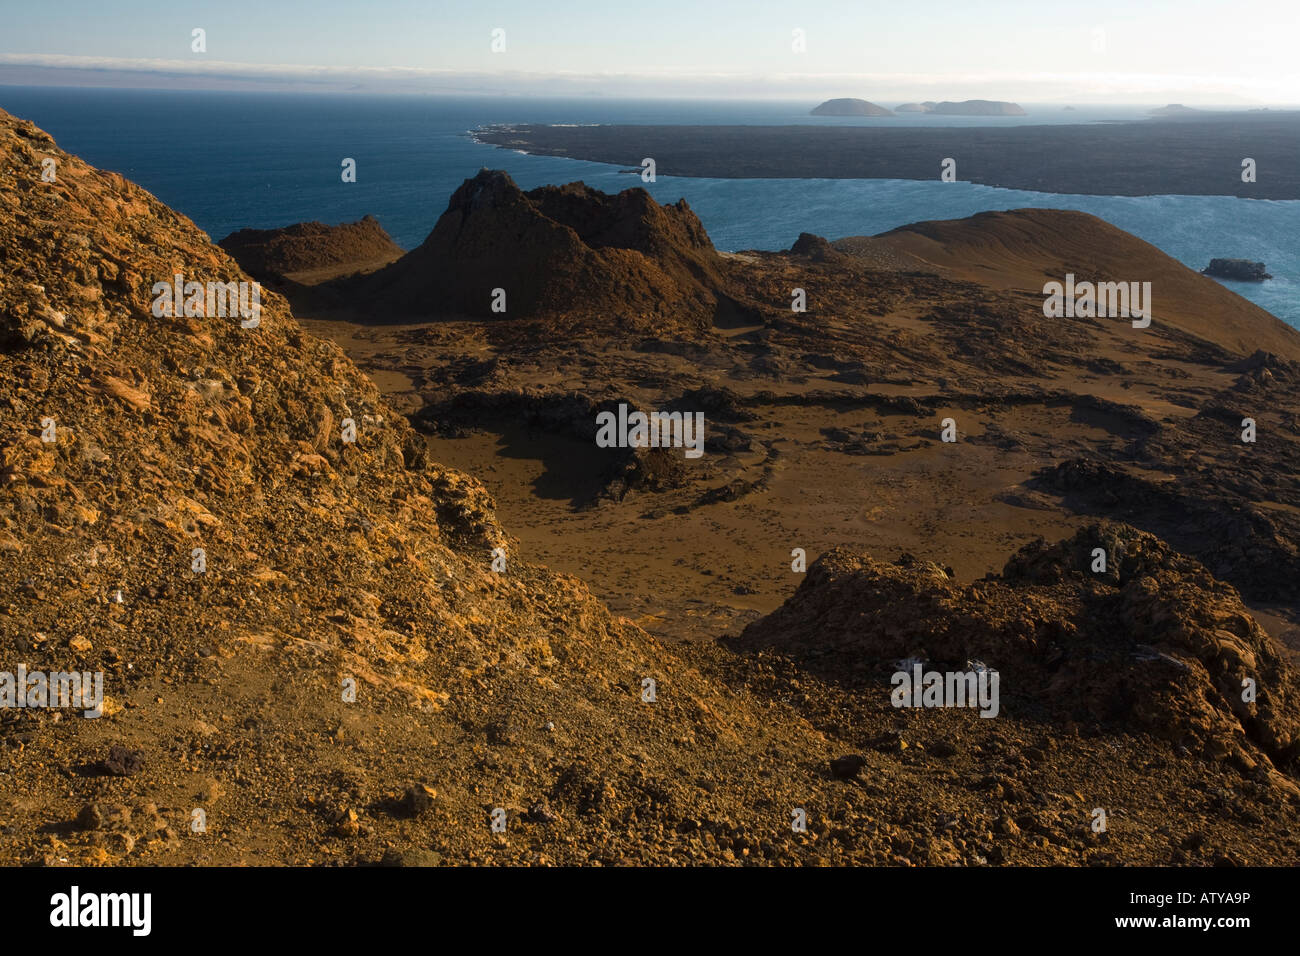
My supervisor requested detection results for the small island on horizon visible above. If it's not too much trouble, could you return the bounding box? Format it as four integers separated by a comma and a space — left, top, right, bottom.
810, 98, 1026, 117
810, 97, 893, 116
896, 99, 1027, 115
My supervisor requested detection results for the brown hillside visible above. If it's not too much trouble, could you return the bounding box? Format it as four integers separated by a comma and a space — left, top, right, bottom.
867, 208, 1300, 361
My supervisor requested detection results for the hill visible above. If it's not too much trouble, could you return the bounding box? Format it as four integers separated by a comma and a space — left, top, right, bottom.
811, 98, 893, 116
929, 100, 1026, 115
341, 169, 746, 336
218, 215, 403, 283
868, 208, 1300, 360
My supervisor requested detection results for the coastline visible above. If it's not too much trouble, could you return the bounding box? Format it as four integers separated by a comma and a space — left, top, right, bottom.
474, 114, 1300, 199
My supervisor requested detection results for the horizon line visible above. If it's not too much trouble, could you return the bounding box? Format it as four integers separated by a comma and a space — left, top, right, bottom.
1, 54, 1297, 106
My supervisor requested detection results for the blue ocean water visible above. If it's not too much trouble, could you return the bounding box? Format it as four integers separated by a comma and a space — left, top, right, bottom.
2, 86, 1296, 327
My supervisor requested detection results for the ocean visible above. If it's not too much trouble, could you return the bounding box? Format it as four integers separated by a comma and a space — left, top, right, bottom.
3, 86, 1296, 327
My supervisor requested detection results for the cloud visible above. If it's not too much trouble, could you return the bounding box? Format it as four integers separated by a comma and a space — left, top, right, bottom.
0, 54, 1295, 103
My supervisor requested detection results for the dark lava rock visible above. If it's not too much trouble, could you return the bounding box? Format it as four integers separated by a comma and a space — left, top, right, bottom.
790, 232, 847, 263
74, 803, 104, 831
485, 720, 516, 745
525, 801, 557, 824
99, 745, 145, 777
396, 784, 436, 818
830, 754, 868, 779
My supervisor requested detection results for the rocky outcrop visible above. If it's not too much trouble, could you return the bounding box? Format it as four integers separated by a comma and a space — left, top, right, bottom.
346, 169, 740, 335
788, 232, 848, 263
1203, 258, 1272, 281
218, 215, 403, 281
730, 524, 1300, 771
811, 98, 893, 116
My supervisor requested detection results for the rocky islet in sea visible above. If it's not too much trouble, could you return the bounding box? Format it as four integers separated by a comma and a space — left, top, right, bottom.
1203, 258, 1273, 281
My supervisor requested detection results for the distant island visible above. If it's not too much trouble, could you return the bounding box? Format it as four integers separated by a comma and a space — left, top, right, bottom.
474, 111, 1300, 199
896, 100, 1026, 115
810, 98, 893, 116
1150, 104, 1200, 115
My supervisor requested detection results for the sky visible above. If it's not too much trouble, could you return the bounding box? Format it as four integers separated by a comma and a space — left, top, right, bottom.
1, 0, 1297, 103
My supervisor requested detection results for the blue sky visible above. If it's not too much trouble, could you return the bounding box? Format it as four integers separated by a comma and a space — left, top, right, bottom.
1, 0, 1296, 102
